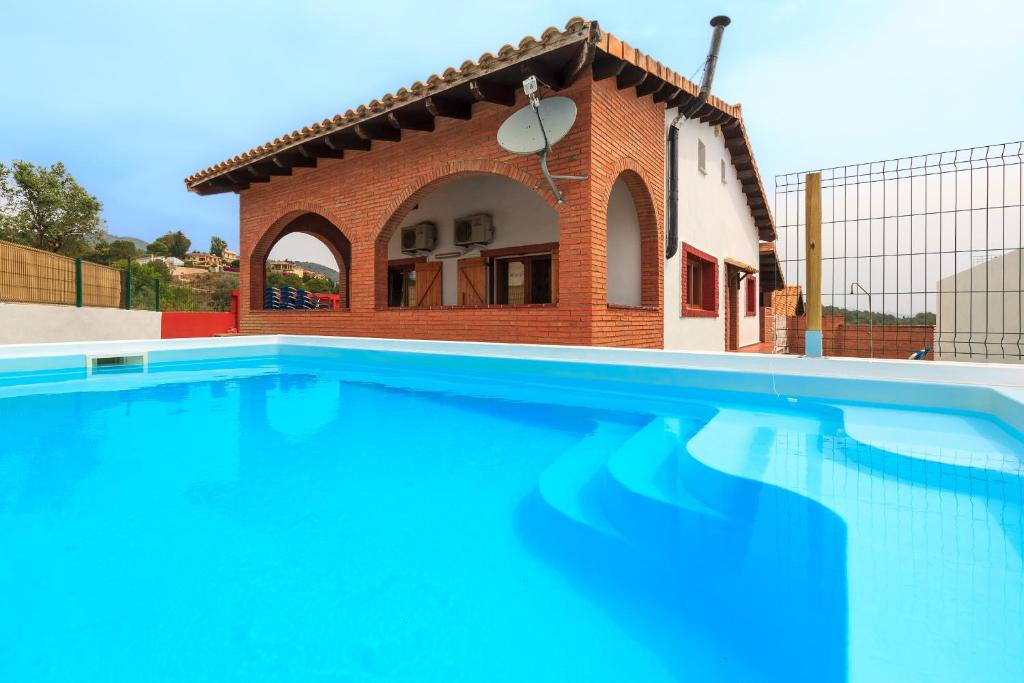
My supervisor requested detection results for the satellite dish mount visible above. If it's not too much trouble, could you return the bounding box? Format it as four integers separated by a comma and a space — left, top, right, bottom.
497, 76, 586, 203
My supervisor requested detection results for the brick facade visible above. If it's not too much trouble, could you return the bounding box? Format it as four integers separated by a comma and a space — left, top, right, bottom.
236, 73, 666, 347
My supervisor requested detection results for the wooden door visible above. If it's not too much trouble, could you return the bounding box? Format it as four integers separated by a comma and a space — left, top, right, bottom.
457, 257, 487, 306
726, 266, 739, 351
414, 261, 442, 307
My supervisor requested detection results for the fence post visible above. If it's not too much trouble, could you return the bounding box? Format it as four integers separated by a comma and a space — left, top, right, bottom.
154, 278, 161, 311
805, 171, 823, 357
124, 265, 132, 310
75, 257, 83, 307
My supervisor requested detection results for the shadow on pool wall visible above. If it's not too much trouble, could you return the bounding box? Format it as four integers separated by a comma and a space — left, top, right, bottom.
516, 422, 850, 683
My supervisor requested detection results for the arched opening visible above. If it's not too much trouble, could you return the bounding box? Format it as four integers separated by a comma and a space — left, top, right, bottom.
249, 212, 351, 311
376, 173, 559, 309
605, 169, 659, 308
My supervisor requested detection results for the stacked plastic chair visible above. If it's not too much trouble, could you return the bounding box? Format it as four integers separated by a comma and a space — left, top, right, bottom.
264, 287, 283, 309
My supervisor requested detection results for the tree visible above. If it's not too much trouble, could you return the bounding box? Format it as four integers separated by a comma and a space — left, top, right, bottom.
0, 160, 103, 254
146, 240, 170, 256
87, 239, 137, 265
210, 236, 227, 257
151, 230, 191, 259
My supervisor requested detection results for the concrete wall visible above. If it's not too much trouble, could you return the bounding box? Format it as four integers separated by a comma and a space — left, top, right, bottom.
387, 173, 559, 307
935, 249, 1022, 362
0, 303, 162, 344
606, 177, 642, 306
663, 114, 762, 351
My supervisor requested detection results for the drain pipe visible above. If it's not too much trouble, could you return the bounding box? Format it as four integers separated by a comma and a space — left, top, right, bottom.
665, 15, 730, 259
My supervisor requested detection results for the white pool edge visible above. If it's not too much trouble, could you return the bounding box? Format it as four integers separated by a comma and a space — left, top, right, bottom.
1, 335, 1022, 433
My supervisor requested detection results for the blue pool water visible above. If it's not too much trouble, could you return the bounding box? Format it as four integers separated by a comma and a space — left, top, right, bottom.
0, 352, 1022, 681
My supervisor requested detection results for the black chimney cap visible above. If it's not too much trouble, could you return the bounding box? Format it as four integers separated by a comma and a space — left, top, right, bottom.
710, 15, 731, 27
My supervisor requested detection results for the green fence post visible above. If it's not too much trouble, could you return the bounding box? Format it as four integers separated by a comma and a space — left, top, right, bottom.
154, 278, 161, 311
75, 257, 83, 307
124, 265, 132, 310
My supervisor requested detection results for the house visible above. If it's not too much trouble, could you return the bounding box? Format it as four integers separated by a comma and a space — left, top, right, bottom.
136, 255, 184, 271
185, 17, 775, 350
935, 249, 1022, 362
222, 248, 239, 263
185, 251, 223, 269
267, 260, 306, 278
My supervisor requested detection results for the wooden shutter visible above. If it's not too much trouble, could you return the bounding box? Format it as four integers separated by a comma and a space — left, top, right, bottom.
551, 249, 559, 304
457, 257, 487, 306
414, 261, 442, 307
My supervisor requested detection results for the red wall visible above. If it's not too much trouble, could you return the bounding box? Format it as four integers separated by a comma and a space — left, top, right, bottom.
161, 312, 237, 339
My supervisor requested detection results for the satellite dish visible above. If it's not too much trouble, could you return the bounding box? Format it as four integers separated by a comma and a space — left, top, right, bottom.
495, 79, 586, 204
497, 97, 577, 155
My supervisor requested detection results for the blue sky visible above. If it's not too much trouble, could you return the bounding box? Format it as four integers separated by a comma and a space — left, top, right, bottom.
1, 0, 1021, 260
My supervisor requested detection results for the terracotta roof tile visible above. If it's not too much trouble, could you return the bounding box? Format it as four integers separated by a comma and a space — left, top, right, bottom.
184, 16, 775, 242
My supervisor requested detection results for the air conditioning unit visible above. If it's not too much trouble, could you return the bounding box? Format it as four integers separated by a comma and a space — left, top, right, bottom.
453, 213, 495, 247
400, 222, 437, 254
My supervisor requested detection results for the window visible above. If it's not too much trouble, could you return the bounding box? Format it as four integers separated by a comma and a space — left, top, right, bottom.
721, 159, 727, 184
745, 276, 757, 316
387, 264, 417, 307
681, 243, 718, 317
697, 139, 707, 175
493, 253, 552, 305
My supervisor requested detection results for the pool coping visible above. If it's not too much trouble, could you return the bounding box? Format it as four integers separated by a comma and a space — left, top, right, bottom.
0, 335, 1022, 433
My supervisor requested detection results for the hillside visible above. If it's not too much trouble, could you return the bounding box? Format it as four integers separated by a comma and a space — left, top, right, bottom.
293, 260, 339, 282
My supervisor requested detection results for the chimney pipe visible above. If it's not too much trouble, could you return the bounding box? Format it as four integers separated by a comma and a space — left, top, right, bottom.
665, 15, 731, 260
685, 15, 731, 119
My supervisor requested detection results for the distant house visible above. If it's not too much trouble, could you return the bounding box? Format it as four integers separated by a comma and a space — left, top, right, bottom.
185, 251, 223, 269
267, 260, 306, 278
935, 249, 1022, 362
136, 255, 184, 271
222, 248, 239, 263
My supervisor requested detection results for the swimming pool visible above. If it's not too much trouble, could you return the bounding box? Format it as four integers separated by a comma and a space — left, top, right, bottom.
1, 337, 1022, 682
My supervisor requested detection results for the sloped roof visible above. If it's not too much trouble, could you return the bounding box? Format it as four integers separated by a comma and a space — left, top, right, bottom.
770, 285, 804, 316
185, 17, 774, 240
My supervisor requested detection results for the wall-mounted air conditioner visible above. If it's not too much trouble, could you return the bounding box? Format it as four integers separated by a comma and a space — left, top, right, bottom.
400, 222, 437, 254
453, 214, 495, 247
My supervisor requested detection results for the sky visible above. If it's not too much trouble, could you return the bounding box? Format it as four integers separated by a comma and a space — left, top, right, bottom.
1, 0, 1022, 267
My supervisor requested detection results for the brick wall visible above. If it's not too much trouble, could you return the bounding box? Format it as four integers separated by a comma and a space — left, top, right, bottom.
781, 315, 934, 359
236, 73, 666, 348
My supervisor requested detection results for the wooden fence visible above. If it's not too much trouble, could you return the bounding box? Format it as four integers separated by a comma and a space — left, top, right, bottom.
0, 240, 122, 307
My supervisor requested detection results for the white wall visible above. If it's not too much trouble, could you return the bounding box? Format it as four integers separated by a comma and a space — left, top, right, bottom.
606, 178, 642, 306
935, 249, 1022, 362
387, 175, 558, 306
663, 113, 762, 351
0, 303, 162, 344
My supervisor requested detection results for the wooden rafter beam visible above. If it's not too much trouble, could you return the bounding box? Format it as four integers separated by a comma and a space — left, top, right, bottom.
653, 86, 681, 104
425, 96, 472, 120
250, 160, 292, 177
591, 52, 625, 81
469, 79, 516, 106
354, 122, 401, 142
635, 78, 664, 98
616, 64, 647, 90
324, 132, 371, 152
297, 142, 344, 160
237, 168, 270, 184
561, 40, 596, 87
273, 152, 316, 169
520, 59, 563, 90
386, 109, 435, 132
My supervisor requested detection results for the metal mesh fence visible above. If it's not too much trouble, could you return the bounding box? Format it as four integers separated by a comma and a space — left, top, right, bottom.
772, 141, 1023, 362
0, 240, 236, 312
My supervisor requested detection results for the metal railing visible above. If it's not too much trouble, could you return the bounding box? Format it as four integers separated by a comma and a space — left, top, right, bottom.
771, 141, 1023, 362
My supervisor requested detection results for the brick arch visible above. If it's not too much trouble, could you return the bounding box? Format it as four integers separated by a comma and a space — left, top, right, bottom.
249, 205, 354, 310
600, 159, 661, 309
372, 159, 556, 308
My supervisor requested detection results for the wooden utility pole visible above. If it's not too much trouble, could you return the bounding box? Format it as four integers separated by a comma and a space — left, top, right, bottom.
805, 172, 823, 357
